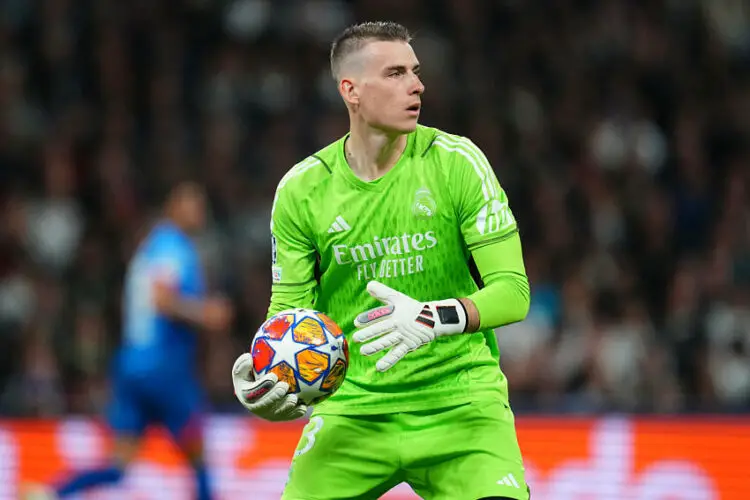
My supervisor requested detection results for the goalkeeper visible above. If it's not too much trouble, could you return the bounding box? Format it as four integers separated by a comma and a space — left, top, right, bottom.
233, 21, 531, 500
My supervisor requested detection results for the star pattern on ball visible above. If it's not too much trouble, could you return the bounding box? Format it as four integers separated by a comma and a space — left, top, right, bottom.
311, 326, 344, 359
297, 374, 326, 401
254, 309, 348, 405
266, 322, 313, 369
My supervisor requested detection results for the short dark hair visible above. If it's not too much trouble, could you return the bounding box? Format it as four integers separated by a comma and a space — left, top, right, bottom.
330, 21, 412, 79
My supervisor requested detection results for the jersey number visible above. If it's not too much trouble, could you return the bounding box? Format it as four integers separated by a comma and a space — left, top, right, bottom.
293, 416, 324, 458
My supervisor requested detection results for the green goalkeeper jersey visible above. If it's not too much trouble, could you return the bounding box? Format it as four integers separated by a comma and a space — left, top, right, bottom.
268, 125, 520, 415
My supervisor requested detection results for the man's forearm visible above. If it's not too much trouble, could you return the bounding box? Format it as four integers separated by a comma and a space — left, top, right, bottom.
463, 232, 531, 332
157, 295, 208, 327
464, 272, 530, 331
170, 298, 209, 326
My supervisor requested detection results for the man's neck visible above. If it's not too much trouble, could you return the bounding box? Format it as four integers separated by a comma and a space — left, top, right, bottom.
345, 123, 409, 182
164, 216, 189, 235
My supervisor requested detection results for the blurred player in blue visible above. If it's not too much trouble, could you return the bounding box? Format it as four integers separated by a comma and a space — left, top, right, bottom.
24, 181, 232, 500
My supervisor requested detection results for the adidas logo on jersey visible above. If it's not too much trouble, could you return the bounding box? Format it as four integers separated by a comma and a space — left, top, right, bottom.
497, 473, 520, 488
327, 216, 351, 234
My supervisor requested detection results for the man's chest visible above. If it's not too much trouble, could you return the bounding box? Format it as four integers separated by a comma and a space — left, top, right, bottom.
306, 174, 464, 283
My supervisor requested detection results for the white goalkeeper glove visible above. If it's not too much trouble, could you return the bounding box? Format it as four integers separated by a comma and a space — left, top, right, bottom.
231, 353, 308, 422
352, 281, 468, 372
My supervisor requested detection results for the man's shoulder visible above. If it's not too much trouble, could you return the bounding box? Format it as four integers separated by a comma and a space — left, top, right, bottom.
147, 222, 181, 247
413, 125, 490, 183
418, 125, 482, 160
144, 222, 194, 258
274, 138, 343, 195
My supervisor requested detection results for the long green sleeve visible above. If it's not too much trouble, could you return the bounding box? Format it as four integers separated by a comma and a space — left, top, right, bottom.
267, 282, 317, 318
466, 232, 530, 331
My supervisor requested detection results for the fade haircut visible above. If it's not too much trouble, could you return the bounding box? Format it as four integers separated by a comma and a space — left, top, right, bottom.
330, 21, 412, 80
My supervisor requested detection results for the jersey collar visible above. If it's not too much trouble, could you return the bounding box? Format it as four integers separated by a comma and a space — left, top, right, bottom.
336, 131, 415, 192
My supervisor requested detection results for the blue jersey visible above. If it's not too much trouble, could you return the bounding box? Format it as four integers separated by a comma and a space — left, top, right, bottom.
118, 221, 205, 380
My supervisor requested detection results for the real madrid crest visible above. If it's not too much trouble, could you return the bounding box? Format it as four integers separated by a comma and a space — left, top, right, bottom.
412, 187, 437, 220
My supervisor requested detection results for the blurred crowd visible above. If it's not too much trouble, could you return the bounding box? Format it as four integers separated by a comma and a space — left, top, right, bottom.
0, 0, 749, 416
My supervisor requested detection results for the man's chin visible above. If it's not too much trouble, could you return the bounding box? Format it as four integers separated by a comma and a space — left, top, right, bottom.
393, 119, 419, 134
371, 117, 419, 135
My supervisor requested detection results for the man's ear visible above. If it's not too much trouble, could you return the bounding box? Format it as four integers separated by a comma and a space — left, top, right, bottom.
339, 78, 359, 106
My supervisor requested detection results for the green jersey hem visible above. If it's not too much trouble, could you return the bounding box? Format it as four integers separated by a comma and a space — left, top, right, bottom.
311, 384, 506, 416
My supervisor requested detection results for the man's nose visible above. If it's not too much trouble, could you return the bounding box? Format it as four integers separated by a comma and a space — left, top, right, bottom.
411, 75, 424, 95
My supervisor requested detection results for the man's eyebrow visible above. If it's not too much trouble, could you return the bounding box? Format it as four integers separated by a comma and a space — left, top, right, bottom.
384, 64, 420, 73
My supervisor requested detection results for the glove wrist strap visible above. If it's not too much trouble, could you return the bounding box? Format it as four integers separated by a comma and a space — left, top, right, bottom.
432, 298, 468, 335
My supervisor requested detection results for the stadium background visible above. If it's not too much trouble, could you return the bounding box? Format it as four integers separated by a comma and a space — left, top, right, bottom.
0, 0, 748, 498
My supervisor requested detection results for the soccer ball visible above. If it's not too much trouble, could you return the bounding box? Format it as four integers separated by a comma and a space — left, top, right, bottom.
251, 308, 349, 406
